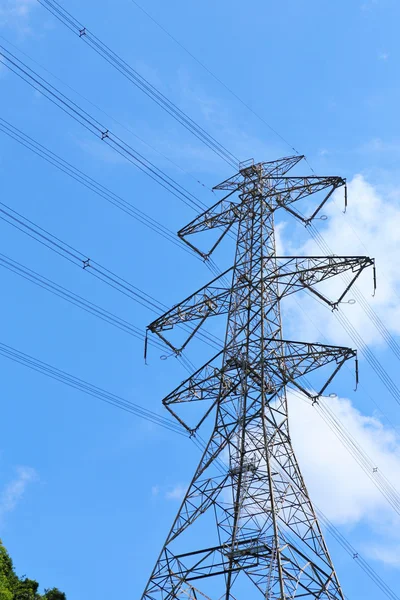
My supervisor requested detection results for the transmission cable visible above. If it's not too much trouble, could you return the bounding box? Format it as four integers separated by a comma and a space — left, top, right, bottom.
0, 33, 213, 196
316, 508, 400, 600
0, 247, 199, 374
0, 116, 232, 291
0, 200, 222, 351
0, 341, 186, 436
301, 284, 400, 409
0, 339, 396, 599
271, 457, 399, 600
309, 222, 400, 363
290, 387, 400, 519
35, 0, 239, 170
291, 292, 399, 432
0, 116, 198, 259
0, 43, 206, 212
129, 0, 301, 158
288, 205, 400, 411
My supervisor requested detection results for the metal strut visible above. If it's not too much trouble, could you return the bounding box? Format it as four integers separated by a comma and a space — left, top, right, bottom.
141, 155, 374, 599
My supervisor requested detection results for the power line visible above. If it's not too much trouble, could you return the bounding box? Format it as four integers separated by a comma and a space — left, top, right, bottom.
0, 251, 162, 348
304, 224, 400, 408
0, 337, 396, 600
36, 0, 239, 170
129, 0, 302, 158
0, 341, 186, 436
0, 200, 222, 351
0, 33, 213, 195
291, 387, 400, 520
291, 292, 400, 433
0, 116, 197, 259
0, 42, 206, 212
0, 115, 232, 318
0, 250, 199, 374
309, 223, 400, 363
271, 451, 399, 600
2, 9, 396, 595
316, 509, 400, 600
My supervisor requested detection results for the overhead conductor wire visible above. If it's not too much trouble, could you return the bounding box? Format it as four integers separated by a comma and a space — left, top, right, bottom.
0, 200, 222, 352
0, 117, 197, 259
36, 0, 240, 170
1, 12, 396, 596
0, 43, 206, 212
0, 338, 396, 600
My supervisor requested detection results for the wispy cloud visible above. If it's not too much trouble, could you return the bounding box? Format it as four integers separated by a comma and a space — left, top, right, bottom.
289, 392, 400, 567
283, 175, 400, 348
361, 0, 378, 12
165, 484, 186, 501
366, 544, 400, 567
359, 137, 400, 156
0, 0, 36, 34
0, 466, 38, 526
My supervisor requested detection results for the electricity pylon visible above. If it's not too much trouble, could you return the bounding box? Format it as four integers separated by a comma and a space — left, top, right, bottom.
141, 156, 374, 599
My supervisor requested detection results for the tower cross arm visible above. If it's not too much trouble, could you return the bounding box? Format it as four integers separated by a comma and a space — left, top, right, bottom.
269, 175, 346, 223
179, 171, 347, 258
146, 255, 374, 355
148, 266, 234, 337
213, 155, 305, 190
178, 192, 240, 258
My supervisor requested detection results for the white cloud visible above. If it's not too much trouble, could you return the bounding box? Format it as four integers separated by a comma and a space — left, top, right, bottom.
0, 466, 38, 526
361, 0, 378, 11
284, 175, 400, 347
0, 0, 36, 33
288, 391, 400, 566
165, 484, 186, 501
151, 485, 160, 497
289, 392, 400, 524
155, 390, 400, 566
359, 137, 400, 156
366, 544, 400, 567
151, 175, 400, 568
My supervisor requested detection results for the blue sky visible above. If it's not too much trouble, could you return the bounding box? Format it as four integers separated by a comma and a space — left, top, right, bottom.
1, 0, 400, 598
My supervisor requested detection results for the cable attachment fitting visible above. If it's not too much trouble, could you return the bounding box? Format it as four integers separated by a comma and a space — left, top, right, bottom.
144, 329, 149, 365
101, 129, 109, 140
79, 27, 87, 37
82, 258, 91, 269
311, 395, 319, 406
354, 356, 359, 392
372, 261, 377, 297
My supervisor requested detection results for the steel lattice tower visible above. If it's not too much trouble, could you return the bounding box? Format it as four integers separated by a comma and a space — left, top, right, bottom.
141, 156, 374, 599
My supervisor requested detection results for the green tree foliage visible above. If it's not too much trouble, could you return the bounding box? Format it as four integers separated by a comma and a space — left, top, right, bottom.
0, 542, 65, 600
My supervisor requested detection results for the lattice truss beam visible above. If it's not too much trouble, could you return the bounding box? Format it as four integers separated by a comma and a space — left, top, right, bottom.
141, 156, 374, 600
148, 256, 373, 354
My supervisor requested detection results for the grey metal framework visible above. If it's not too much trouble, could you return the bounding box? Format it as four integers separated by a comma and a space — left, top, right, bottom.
141, 156, 374, 599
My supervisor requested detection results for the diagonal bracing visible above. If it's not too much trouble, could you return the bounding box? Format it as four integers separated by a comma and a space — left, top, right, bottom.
141, 156, 374, 599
